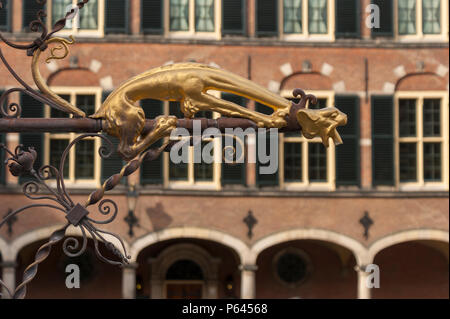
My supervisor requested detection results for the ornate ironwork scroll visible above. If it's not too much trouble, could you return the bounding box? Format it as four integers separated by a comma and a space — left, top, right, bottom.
0, 0, 90, 119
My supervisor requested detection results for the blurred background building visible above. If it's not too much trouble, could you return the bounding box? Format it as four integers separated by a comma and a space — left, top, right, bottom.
0, 0, 448, 299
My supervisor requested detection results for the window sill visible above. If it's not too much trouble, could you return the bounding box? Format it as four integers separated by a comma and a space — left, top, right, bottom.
4, 33, 448, 48
167, 183, 219, 191
282, 184, 333, 192
398, 184, 449, 192
0, 184, 448, 198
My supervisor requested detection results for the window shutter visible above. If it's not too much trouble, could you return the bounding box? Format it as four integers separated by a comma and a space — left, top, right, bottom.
101, 135, 126, 184
371, 95, 394, 186
101, 92, 125, 184
335, 95, 360, 186
371, 0, 394, 37
0, 0, 10, 32
23, 0, 44, 32
142, 0, 163, 34
222, 94, 246, 185
255, 103, 278, 186
105, 0, 129, 34
222, 0, 245, 35
335, 0, 360, 38
256, 0, 278, 36
140, 99, 163, 184
19, 93, 44, 183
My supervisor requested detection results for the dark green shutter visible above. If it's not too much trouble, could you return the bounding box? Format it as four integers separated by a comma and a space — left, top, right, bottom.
256, 0, 278, 36
255, 103, 278, 186
19, 93, 44, 183
371, 0, 394, 37
142, 0, 163, 34
140, 99, 163, 184
23, 0, 44, 32
101, 135, 126, 184
371, 95, 394, 186
101, 92, 125, 184
222, 0, 245, 35
105, 0, 129, 34
335, 95, 360, 186
222, 94, 246, 185
0, 0, 10, 32
335, 0, 360, 38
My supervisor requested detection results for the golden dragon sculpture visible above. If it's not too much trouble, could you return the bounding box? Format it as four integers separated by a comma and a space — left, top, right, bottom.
32, 37, 347, 161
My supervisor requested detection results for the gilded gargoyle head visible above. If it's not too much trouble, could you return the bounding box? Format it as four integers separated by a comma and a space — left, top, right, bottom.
297, 107, 348, 147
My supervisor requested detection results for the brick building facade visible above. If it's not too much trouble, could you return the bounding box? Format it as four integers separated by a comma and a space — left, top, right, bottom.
0, 0, 448, 299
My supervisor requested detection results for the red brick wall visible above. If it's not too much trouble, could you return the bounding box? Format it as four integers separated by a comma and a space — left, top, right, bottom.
16, 239, 122, 299
372, 241, 449, 299
255, 240, 357, 299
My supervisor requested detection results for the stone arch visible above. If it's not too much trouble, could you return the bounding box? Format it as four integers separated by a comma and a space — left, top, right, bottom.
395, 72, 447, 91
48, 68, 100, 87
249, 228, 368, 265
280, 72, 333, 92
149, 243, 220, 298
130, 227, 250, 264
10, 224, 131, 261
368, 229, 449, 262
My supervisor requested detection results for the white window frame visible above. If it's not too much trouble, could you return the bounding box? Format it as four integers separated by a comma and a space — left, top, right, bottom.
279, 90, 336, 191
163, 95, 222, 190
279, 0, 335, 42
395, 0, 448, 42
47, 0, 105, 38
44, 87, 103, 188
395, 91, 449, 191
164, 0, 222, 40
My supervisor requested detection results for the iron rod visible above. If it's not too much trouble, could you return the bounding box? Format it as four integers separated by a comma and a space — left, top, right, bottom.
0, 117, 302, 134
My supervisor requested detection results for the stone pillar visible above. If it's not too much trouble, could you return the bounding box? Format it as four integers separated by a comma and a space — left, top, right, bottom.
148, 258, 163, 299
355, 265, 372, 299
1, 261, 16, 299
240, 264, 257, 299
122, 263, 138, 299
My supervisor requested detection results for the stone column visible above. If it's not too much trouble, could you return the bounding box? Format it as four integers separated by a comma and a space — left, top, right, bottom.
148, 258, 163, 299
122, 262, 138, 299
355, 265, 372, 299
240, 264, 257, 299
1, 261, 16, 299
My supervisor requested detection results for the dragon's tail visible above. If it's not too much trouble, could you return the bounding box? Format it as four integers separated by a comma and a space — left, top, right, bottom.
32, 37, 86, 118
206, 67, 292, 111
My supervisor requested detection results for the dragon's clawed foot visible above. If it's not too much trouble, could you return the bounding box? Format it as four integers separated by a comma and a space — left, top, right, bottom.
256, 110, 288, 129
